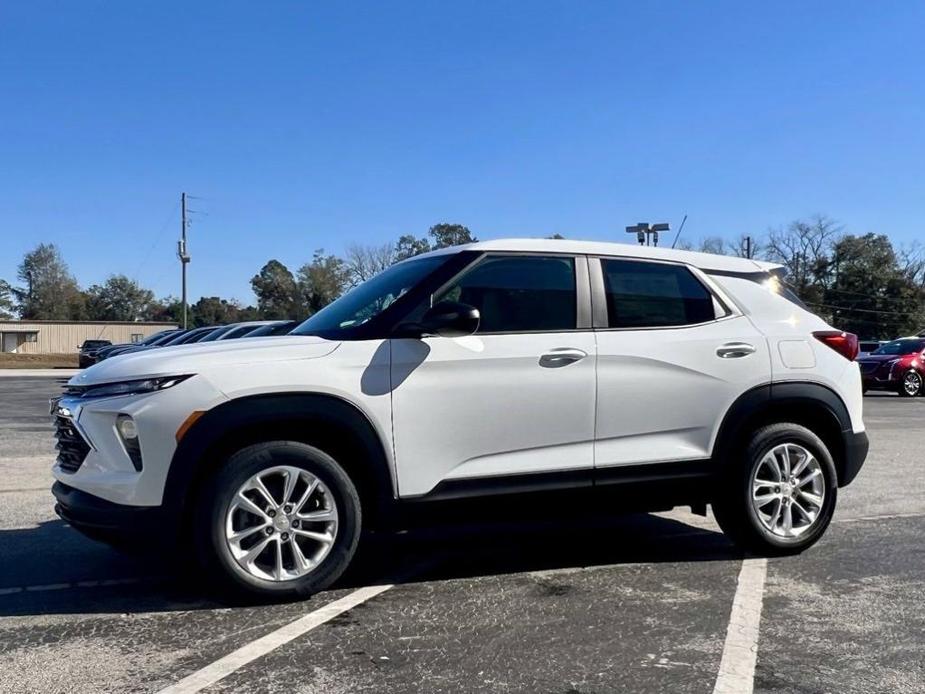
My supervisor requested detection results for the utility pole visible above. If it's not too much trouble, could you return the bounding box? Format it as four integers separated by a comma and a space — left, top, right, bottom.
177, 193, 191, 329
626, 222, 670, 247
744, 235, 753, 259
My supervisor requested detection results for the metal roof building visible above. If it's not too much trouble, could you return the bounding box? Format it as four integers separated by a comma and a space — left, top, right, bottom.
0, 320, 177, 354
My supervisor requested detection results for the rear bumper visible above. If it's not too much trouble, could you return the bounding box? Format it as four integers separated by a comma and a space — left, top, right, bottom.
52, 481, 164, 534
840, 430, 869, 487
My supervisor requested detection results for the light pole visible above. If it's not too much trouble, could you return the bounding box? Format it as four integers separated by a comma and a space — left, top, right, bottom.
626, 222, 670, 247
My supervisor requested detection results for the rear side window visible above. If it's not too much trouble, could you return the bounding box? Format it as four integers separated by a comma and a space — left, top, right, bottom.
601, 259, 717, 328
435, 255, 577, 333
707, 270, 810, 312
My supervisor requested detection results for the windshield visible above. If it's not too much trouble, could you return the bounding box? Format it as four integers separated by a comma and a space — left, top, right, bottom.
292, 256, 449, 335
872, 339, 925, 355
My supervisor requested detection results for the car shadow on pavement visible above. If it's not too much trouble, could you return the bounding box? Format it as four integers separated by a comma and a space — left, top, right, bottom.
344, 510, 740, 589
0, 510, 740, 618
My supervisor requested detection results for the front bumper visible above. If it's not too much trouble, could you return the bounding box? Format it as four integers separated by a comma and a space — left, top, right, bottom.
51, 375, 227, 508
53, 480, 164, 533
840, 430, 869, 487
861, 375, 899, 390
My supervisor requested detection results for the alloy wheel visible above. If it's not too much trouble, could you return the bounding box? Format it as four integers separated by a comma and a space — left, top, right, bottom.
751, 443, 826, 539
224, 465, 339, 582
903, 371, 922, 397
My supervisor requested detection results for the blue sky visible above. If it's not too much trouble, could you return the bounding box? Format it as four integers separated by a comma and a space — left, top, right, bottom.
2, 2, 923, 303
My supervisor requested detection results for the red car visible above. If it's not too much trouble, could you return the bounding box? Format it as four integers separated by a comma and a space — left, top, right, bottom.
856, 337, 925, 397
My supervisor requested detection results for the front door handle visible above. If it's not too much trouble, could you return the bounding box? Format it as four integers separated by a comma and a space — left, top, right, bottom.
716, 342, 756, 359
539, 348, 588, 368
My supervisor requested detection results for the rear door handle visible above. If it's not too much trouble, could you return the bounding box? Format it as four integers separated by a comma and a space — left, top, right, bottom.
716, 342, 756, 359
539, 348, 588, 368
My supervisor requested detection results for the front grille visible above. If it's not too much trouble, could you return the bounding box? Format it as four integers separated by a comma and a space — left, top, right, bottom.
54, 416, 91, 473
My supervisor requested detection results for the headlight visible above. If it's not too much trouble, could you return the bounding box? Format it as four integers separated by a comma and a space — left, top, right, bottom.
80, 375, 192, 399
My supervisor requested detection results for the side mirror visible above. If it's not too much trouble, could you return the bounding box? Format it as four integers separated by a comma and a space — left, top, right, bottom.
418, 301, 480, 337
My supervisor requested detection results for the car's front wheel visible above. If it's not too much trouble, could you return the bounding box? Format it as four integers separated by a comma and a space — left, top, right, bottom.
898, 369, 923, 397
196, 441, 361, 600
712, 423, 837, 554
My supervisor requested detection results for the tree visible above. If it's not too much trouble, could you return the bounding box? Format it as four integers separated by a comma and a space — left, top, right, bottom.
344, 244, 394, 285
85, 275, 156, 321
190, 296, 244, 326
15, 243, 86, 320
546, 233, 566, 240
146, 296, 183, 323
824, 234, 924, 338
394, 234, 432, 261
0, 280, 15, 319
429, 223, 477, 249
250, 260, 298, 319
297, 250, 350, 315
764, 215, 842, 306
698, 236, 728, 255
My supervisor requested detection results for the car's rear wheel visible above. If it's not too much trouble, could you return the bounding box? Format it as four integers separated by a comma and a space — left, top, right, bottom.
712, 423, 837, 554
196, 441, 361, 600
898, 369, 922, 397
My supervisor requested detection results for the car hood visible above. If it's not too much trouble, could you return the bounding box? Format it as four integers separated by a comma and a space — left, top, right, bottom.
69, 335, 340, 386
857, 354, 906, 363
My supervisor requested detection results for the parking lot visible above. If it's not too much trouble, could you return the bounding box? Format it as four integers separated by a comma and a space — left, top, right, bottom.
1, 375, 923, 694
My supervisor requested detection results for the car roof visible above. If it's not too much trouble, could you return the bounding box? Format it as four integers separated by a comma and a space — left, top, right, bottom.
412, 238, 782, 274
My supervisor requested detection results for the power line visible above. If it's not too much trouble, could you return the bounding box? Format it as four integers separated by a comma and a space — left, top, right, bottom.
824, 287, 921, 303
806, 301, 924, 318
132, 200, 180, 282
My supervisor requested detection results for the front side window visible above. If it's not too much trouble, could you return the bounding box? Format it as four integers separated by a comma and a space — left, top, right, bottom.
434, 255, 577, 333
601, 258, 717, 328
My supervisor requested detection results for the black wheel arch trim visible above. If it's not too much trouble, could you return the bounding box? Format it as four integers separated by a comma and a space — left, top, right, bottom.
712, 380, 865, 486
164, 392, 396, 528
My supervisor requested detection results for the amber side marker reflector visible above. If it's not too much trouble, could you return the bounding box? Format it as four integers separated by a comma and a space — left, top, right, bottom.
176, 410, 205, 443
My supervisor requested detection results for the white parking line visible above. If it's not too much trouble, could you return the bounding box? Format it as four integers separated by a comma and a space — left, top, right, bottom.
712, 558, 767, 694
156, 583, 394, 694
835, 511, 925, 524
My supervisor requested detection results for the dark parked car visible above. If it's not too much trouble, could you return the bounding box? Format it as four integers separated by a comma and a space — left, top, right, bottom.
112, 326, 220, 356
857, 337, 925, 397
858, 340, 884, 357
77, 339, 112, 368
209, 321, 283, 340
95, 329, 184, 362
243, 320, 300, 338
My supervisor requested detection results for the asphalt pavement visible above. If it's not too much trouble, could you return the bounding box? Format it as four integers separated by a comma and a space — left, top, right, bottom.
0, 376, 922, 693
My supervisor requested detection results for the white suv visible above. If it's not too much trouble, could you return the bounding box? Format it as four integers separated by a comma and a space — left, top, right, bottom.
52, 239, 868, 598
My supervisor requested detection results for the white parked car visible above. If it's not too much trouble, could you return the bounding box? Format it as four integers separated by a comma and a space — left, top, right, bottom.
52, 239, 868, 599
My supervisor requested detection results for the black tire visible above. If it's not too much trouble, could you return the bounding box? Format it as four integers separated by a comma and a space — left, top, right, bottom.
712, 423, 837, 555
898, 369, 923, 397
195, 441, 362, 600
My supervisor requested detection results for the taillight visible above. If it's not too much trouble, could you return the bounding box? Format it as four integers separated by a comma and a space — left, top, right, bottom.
813, 330, 859, 361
